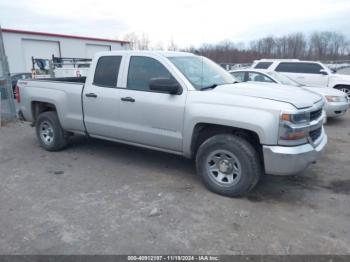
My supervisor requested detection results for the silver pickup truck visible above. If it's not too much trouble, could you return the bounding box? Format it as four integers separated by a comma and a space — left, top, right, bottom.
16, 51, 327, 197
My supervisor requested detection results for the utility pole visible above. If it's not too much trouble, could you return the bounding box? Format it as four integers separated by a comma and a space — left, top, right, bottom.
0, 25, 16, 122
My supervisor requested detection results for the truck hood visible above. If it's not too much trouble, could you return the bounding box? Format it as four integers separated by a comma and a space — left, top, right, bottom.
213, 82, 322, 109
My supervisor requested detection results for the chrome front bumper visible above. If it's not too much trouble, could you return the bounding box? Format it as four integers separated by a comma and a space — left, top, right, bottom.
262, 132, 327, 175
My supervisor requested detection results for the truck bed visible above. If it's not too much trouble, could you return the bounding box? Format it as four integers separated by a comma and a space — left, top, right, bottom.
17, 77, 86, 133
32, 76, 86, 83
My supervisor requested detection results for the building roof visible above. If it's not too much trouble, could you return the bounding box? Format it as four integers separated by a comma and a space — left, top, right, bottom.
2, 28, 129, 44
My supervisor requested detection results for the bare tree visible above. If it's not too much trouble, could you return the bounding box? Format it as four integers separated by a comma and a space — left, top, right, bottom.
123, 30, 349, 63
139, 33, 150, 50
122, 32, 150, 50
167, 38, 178, 51
190, 31, 349, 63
122, 32, 139, 50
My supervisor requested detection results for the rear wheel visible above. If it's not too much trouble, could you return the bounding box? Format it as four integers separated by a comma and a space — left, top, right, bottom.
196, 134, 262, 197
35, 111, 69, 151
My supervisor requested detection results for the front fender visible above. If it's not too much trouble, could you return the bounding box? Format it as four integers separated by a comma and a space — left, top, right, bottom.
182, 103, 279, 157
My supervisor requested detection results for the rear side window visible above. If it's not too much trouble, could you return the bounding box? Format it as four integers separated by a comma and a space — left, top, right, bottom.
276, 62, 323, 74
231, 72, 245, 82
247, 72, 274, 83
127, 56, 174, 92
93, 56, 122, 87
254, 62, 272, 69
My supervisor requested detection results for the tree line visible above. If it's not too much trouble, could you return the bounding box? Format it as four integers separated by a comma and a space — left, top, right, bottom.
123, 31, 350, 63
189, 31, 350, 63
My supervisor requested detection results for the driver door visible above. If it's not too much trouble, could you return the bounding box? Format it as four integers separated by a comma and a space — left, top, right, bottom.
117, 55, 187, 152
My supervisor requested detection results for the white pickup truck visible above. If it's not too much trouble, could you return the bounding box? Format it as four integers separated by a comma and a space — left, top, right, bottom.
16, 51, 327, 197
252, 59, 350, 100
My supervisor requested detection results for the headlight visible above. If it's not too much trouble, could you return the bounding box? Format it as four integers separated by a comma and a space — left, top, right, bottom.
279, 112, 310, 146
325, 95, 347, 103
281, 112, 309, 123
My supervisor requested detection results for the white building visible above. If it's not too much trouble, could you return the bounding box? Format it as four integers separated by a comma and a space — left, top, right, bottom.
2, 28, 130, 73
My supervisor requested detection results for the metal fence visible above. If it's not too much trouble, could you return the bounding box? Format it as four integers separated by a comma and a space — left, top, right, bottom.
0, 26, 16, 123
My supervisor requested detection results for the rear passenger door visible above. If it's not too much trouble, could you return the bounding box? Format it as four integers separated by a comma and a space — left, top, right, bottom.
117, 55, 187, 153
83, 55, 125, 139
275, 62, 328, 87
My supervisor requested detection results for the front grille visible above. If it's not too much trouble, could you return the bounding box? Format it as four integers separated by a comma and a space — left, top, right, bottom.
310, 108, 322, 122
310, 127, 322, 142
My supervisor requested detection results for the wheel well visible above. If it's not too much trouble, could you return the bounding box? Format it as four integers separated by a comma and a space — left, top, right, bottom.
333, 84, 350, 90
191, 123, 261, 158
31, 101, 57, 124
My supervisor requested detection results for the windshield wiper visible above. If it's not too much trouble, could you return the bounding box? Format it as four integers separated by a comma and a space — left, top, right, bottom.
200, 82, 238, 91
200, 84, 218, 91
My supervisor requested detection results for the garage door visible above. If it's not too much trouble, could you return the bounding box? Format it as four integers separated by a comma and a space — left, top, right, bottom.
85, 44, 111, 59
22, 39, 60, 72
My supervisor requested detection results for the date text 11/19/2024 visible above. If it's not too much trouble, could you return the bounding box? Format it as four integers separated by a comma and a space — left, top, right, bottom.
127, 255, 219, 261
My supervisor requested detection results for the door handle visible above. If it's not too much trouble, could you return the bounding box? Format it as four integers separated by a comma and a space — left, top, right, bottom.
85, 93, 98, 98
121, 97, 135, 102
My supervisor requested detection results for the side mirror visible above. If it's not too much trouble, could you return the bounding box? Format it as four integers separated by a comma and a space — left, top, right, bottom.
149, 77, 182, 95
319, 69, 328, 75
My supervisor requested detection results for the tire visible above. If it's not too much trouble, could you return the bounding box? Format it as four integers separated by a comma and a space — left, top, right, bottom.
196, 134, 262, 197
35, 111, 69, 151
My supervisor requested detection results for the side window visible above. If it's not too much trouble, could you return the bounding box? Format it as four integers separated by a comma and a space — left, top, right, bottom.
127, 56, 174, 92
275, 62, 323, 74
254, 62, 273, 69
93, 56, 122, 87
297, 63, 323, 74
275, 63, 299, 73
231, 72, 245, 82
248, 72, 274, 83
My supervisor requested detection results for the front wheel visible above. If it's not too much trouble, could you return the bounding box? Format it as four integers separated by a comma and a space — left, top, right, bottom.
196, 134, 262, 197
35, 111, 69, 151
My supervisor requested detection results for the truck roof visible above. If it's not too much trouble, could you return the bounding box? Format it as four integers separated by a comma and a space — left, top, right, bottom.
95, 50, 195, 58
254, 59, 300, 62
230, 68, 269, 73
254, 59, 322, 63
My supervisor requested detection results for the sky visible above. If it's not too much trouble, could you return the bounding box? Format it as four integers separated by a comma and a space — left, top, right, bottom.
1, 0, 350, 48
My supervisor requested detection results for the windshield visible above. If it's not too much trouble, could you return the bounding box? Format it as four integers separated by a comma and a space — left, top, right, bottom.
168, 56, 235, 90
267, 71, 303, 87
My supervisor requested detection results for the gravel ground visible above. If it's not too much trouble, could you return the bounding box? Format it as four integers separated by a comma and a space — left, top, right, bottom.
0, 112, 349, 255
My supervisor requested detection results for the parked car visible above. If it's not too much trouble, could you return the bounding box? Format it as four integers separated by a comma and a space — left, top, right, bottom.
11, 73, 32, 98
230, 69, 349, 118
252, 59, 350, 100
16, 51, 327, 197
